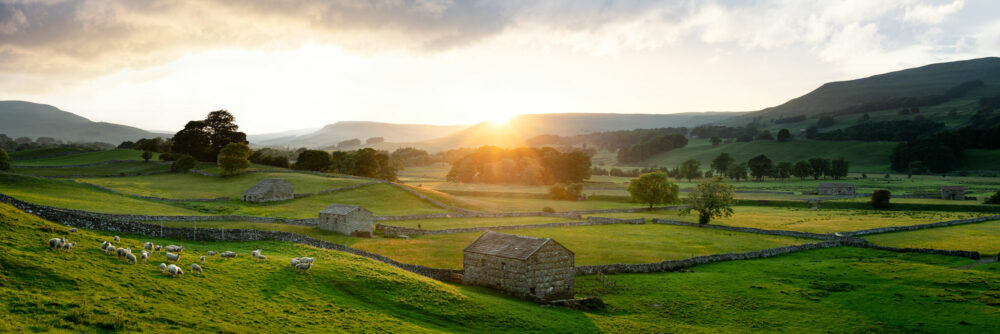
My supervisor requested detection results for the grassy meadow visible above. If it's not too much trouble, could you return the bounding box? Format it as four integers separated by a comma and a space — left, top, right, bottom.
10, 149, 154, 166
645, 138, 898, 172
0, 173, 203, 215
80, 172, 367, 199
864, 219, 1000, 255
14, 161, 171, 177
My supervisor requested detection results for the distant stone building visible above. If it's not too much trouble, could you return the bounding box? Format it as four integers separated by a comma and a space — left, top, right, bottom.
817, 183, 856, 196
463, 231, 575, 301
941, 186, 965, 200
318, 204, 374, 237
241, 178, 294, 203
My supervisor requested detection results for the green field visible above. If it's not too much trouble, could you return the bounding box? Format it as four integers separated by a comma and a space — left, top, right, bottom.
352, 224, 813, 269
0, 173, 202, 215
8, 147, 94, 160
81, 172, 367, 199
11, 149, 154, 166
864, 219, 1000, 255
384, 215, 577, 230
13, 161, 170, 177
585, 207, 990, 233
580, 247, 1000, 333
645, 139, 897, 172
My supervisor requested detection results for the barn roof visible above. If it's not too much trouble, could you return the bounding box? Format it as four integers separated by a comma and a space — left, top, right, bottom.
242, 178, 293, 196
320, 204, 366, 215
941, 186, 965, 191
464, 231, 567, 260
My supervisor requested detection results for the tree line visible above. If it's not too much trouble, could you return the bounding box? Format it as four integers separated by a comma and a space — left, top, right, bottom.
292, 148, 397, 181
446, 146, 591, 185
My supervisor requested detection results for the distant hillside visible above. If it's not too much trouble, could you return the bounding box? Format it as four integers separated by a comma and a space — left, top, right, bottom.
246, 127, 320, 144
0, 101, 157, 144
259, 121, 470, 148
729, 57, 1000, 122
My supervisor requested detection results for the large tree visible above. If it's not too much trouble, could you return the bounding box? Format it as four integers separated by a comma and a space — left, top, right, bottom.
830, 158, 849, 179
217, 142, 252, 176
205, 110, 248, 156
775, 161, 793, 181
777, 129, 791, 142
748, 154, 772, 181
679, 159, 701, 182
171, 121, 213, 161
680, 177, 735, 224
792, 160, 812, 180
627, 171, 679, 209
711, 153, 734, 176
808, 158, 830, 180
293, 150, 332, 172
726, 163, 748, 181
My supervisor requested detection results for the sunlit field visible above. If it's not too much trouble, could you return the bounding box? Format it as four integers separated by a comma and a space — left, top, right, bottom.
864, 219, 1000, 255
80, 172, 367, 199
10, 149, 154, 166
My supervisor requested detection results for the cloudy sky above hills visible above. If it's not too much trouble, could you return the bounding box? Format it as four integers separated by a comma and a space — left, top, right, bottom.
2, 0, 999, 133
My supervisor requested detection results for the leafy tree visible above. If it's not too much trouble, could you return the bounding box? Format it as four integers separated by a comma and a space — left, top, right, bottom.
170, 155, 196, 173
548, 183, 583, 200
680, 177, 734, 224
792, 160, 812, 180
777, 129, 791, 142
871, 190, 891, 209
0, 148, 9, 171
118, 141, 136, 149
710, 136, 722, 146
330, 151, 356, 174
775, 162, 793, 180
678, 159, 701, 182
141, 151, 153, 162
830, 158, 849, 179
172, 121, 213, 161
205, 110, 248, 157
747, 154, 772, 181
627, 171, 679, 209
805, 126, 818, 139
217, 142, 251, 176
353, 148, 381, 178
711, 153, 733, 176
294, 150, 332, 172
808, 158, 830, 180
984, 191, 1000, 205
726, 163, 748, 181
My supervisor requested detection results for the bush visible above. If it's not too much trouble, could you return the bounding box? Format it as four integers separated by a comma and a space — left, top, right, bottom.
548, 183, 583, 200
0, 148, 9, 171
141, 151, 153, 162
542, 206, 555, 213
158, 152, 176, 161
984, 191, 1000, 205
871, 190, 891, 209
170, 155, 196, 173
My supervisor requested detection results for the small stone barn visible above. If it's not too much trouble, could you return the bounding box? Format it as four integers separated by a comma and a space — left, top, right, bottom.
941, 186, 965, 200
818, 183, 856, 196
463, 231, 575, 301
318, 204, 374, 237
241, 178, 294, 203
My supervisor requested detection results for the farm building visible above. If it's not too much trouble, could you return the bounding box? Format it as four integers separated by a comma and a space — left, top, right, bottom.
241, 178, 294, 203
941, 186, 965, 200
463, 231, 575, 301
817, 183, 856, 196
318, 204, 374, 237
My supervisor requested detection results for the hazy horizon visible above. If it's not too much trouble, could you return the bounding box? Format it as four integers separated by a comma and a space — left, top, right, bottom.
3, 0, 999, 133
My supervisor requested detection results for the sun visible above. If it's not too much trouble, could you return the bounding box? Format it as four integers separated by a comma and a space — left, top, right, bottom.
483, 112, 515, 125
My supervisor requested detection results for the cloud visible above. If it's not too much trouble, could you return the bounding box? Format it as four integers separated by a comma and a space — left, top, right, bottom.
903, 0, 965, 24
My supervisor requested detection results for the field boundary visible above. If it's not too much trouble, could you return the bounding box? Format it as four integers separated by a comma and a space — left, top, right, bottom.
650, 218, 834, 240
377, 216, 644, 237
13, 160, 169, 168
838, 215, 1000, 237
71, 179, 383, 203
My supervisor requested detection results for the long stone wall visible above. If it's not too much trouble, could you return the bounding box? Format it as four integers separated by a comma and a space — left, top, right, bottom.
378, 216, 644, 237
838, 215, 1000, 237
0, 193, 459, 281
651, 218, 834, 240
14, 160, 170, 168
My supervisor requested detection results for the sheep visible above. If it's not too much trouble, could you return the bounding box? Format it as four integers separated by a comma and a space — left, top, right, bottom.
297, 257, 315, 264
190, 263, 203, 275
155, 245, 162, 254
220, 251, 236, 259
67, 228, 77, 233
199, 256, 205, 264
250, 249, 262, 258
165, 252, 180, 262
113, 236, 120, 242
125, 252, 137, 264
105, 245, 117, 255
294, 262, 312, 273
165, 245, 184, 253
290, 258, 301, 267
166, 264, 183, 278
101, 241, 111, 250
117, 247, 131, 259
143, 242, 153, 251
140, 251, 149, 263
255, 255, 268, 261
159, 263, 167, 273
48, 237, 66, 250
62, 242, 77, 252
206, 251, 218, 258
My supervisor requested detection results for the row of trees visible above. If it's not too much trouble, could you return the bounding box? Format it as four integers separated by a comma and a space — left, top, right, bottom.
708, 154, 849, 181
292, 148, 398, 181
446, 146, 591, 185
627, 172, 734, 224
616, 134, 688, 163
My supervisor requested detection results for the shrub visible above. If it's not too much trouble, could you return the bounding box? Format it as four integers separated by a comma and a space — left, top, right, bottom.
170, 155, 196, 173
984, 191, 1000, 205
548, 183, 583, 200
871, 190, 891, 209
0, 148, 9, 171
141, 151, 153, 162
627, 171, 679, 208
218, 142, 252, 176
158, 152, 176, 161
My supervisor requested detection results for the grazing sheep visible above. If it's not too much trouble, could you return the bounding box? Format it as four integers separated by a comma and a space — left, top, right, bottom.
290, 258, 301, 267
255, 255, 268, 261
199, 256, 205, 264
105, 245, 117, 255
165, 253, 180, 262
101, 241, 111, 250
295, 262, 312, 273
143, 242, 153, 251
220, 251, 236, 259
155, 245, 162, 253
125, 252, 137, 264
297, 257, 314, 264
166, 264, 183, 278
67, 228, 77, 233
251, 249, 262, 258
117, 247, 131, 259
159, 263, 167, 273
140, 251, 149, 263
190, 263, 203, 275
206, 251, 218, 258
165, 245, 185, 253
62, 242, 77, 252
48, 237, 66, 250
113, 236, 120, 242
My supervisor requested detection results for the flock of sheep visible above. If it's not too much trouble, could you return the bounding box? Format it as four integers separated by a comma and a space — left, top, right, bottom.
48, 230, 316, 279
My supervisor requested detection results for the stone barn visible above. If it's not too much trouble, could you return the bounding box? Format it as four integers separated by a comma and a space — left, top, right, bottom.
941, 186, 965, 200
318, 204, 374, 237
817, 183, 856, 196
241, 178, 294, 203
463, 231, 575, 301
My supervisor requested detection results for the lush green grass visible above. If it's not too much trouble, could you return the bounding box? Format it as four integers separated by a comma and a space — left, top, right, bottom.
80, 172, 367, 199
0, 203, 602, 333
645, 138, 897, 172
865, 219, 1000, 255
8, 147, 93, 160
384, 216, 577, 230
578, 246, 1000, 333
586, 206, 990, 233
0, 173, 202, 215
13, 161, 170, 177
352, 224, 813, 269
11, 149, 155, 166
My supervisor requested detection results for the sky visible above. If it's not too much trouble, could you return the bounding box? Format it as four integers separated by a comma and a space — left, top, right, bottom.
2, 0, 999, 134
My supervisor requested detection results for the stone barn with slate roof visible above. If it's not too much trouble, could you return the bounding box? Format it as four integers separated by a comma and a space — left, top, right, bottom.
941, 186, 965, 200
241, 178, 294, 203
817, 183, 856, 196
463, 231, 574, 301
318, 204, 374, 237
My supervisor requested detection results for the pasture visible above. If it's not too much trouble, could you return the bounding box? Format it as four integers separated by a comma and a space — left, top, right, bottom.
80, 172, 367, 199
11, 149, 154, 166
864, 219, 1000, 255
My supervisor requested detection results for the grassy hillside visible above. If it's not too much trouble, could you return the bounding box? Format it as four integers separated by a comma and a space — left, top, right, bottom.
0, 101, 156, 144
0, 173, 203, 215
80, 173, 367, 199
12, 149, 153, 166
644, 138, 897, 172
0, 203, 598, 332
865, 219, 1000, 254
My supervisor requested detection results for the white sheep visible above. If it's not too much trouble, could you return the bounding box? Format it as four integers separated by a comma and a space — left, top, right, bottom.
155, 245, 162, 253
255, 255, 268, 261
67, 228, 77, 233
101, 241, 111, 250
159, 263, 167, 273
105, 245, 117, 255
297, 257, 314, 264
199, 256, 205, 264
250, 249, 262, 258
166, 264, 183, 278
125, 252, 137, 264
62, 242, 77, 252
165, 245, 184, 253
48, 237, 66, 250
290, 258, 301, 267
140, 251, 149, 263
113, 236, 120, 242
190, 263, 203, 275
117, 247, 131, 259
220, 251, 236, 259
206, 251, 218, 258
165, 252, 180, 262
295, 262, 312, 273
143, 242, 153, 251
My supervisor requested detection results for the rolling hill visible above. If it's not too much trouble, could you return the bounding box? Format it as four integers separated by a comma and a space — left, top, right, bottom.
0, 101, 158, 144
258, 121, 471, 148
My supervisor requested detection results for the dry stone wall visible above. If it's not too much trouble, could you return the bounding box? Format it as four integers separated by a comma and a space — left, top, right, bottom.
838, 215, 1000, 237
651, 218, 834, 240
379, 216, 645, 237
